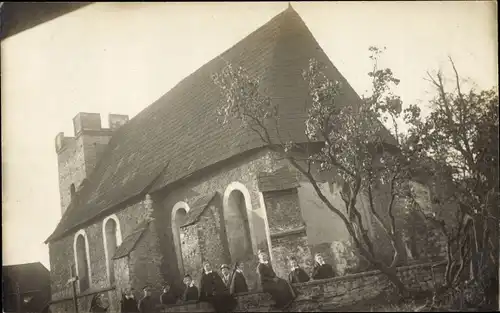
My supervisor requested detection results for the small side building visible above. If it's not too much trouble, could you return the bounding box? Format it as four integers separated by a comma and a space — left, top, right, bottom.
2, 262, 52, 313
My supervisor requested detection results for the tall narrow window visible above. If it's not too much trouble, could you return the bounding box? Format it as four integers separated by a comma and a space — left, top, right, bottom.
103, 215, 122, 285
75, 234, 90, 291
172, 202, 189, 274
225, 190, 253, 262
105, 220, 117, 283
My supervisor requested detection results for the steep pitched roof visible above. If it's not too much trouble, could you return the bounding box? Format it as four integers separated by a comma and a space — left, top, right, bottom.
46, 6, 384, 243
181, 192, 219, 228
2, 262, 50, 291
112, 221, 150, 260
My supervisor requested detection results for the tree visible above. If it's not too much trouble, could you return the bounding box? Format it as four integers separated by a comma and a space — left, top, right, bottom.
405, 58, 499, 309
212, 47, 432, 296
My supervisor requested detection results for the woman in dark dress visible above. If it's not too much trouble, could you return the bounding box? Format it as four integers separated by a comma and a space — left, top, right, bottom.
311, 253, 335, 280
288, 257, 310, 284
199, 262, 237, 312
121, 288, 139, 313
229, 261, 249, 294
256, 250, 297, 309
90, 293, 108, 313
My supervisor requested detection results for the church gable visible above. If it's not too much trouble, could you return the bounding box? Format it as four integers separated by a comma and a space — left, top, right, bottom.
46, 5, 369, 244
45, 5, 441, 313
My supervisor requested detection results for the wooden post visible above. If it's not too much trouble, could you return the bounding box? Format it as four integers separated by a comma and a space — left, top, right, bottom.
68, 264, 79, 313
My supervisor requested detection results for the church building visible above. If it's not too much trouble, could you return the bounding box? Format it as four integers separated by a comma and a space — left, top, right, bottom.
45, 6, 445, 312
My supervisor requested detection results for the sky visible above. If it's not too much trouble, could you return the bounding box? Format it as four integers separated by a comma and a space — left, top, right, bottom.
1, 2, 498, 269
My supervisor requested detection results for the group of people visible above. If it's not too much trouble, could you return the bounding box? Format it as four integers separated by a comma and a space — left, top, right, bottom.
256, 251, 336, 310
93, 251, 335, 313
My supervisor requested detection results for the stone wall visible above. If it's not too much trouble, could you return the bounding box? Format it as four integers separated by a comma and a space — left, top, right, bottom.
159, 261, 446, 312
48, 149, 284, 311
264, 189, 304, 232
128, 223, 165, 301
56, 131, 112, 215
159, 148, 289, 290
49, 144, 451, 313
181, 225, 202, 284
180, 198, 231, 285
197, 203, 231, 271
48, 196, 156, 306
48, 236, 74, 301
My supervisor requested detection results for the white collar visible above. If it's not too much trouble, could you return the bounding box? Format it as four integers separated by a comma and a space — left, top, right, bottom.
125, 295, 134, 299
205, 270, 212, 274
317, 261, 325, 266
291, 266, 300, 271
260, 261, 269, 265
236, 269, 243, 273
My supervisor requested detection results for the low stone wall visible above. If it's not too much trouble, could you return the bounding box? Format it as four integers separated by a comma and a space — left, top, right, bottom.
160, 261, 445, 312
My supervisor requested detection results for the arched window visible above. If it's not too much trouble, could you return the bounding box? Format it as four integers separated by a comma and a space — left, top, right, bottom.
102, 215, 122, 285
223, 182, 255, 262
172, 202, 190, 274
73, 230, 91, 292
70, 183, 76, 200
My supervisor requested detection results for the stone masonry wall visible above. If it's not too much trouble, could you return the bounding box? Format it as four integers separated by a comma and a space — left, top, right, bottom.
48, 237, 74, 301
57, 133, 112, 215
180, 199, 231, 285
159, 261, 446, 312
262, 189, 313, 280
49, 197, 155, 306
197, 203, 231, 273
49, 148, 289, 312
57, 138, 83, 215
113, 257, 130, 301
181, 225, 202, 285
128, 223, 165, 302
159, 148, 290, 290
263, 189, 304, 232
